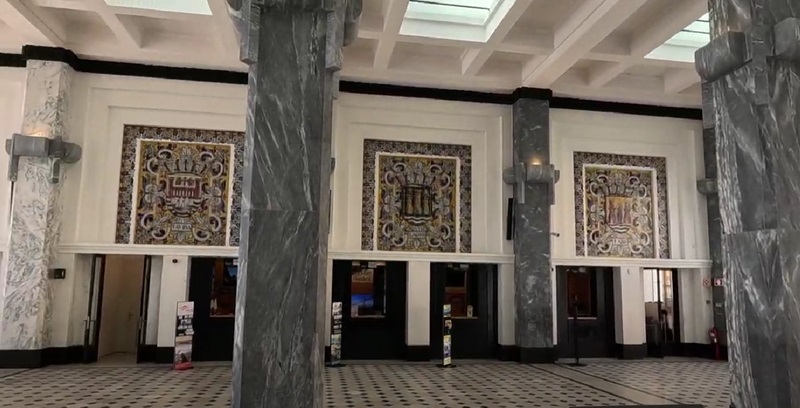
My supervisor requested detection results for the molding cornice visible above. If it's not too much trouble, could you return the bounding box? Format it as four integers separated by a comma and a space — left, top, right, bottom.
1, 45, 703, 120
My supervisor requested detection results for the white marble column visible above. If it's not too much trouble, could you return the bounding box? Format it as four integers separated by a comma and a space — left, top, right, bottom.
0, 61, 73, 362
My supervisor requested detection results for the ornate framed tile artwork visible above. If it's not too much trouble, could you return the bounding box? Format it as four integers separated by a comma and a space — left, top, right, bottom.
574, 152, 669, 258
115, 126, 244, 246
362, 139, 472, 253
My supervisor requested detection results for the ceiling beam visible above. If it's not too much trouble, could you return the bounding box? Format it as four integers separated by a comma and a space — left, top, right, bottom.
0, 0, 66, 46
586, 0, 707, 87
207, 0, 239, 58
663, 68, 700, 93
84, 0, 143, 48
373, 0, 409, 70
521, 0, 648, 87
460, 0, 532, 76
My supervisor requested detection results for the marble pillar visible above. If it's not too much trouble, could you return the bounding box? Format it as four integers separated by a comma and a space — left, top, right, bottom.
696, 2, 800, 406
699, 82, 727, 340
0, 60, 73, 362
512, 95, 554, 363
227, 1, 360, 407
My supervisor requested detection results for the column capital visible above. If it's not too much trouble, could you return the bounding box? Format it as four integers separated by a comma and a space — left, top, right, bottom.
227, 0, 361, 64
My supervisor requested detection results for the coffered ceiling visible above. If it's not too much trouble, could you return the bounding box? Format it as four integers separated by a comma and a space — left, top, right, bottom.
0, 0, 708, 107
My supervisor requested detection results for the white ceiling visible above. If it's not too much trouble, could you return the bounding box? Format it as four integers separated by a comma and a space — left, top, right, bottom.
0, 0, 707, 107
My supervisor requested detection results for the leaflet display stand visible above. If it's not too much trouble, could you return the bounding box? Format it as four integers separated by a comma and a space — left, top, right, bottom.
327, 301, 344, 368
439, 304, 455, 368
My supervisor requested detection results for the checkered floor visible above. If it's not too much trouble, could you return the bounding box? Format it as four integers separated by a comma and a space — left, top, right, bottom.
566, 359, 730, 408
0, 360, 729, 408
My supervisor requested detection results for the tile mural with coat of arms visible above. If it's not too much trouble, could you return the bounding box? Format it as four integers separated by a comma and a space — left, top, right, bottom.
133, 140, 233, 246
574, 152, 669, 259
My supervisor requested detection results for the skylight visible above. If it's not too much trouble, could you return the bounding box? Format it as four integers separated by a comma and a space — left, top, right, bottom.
646, 14, 709, 63
104, 0, 212, 15
406, 0, 499, 26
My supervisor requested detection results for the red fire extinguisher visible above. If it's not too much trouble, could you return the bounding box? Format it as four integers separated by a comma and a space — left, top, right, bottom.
708, 327, 720, 360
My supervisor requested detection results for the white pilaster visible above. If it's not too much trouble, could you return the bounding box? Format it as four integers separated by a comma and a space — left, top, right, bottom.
156, 256, 189, 348
406, 261, 430, 346
613, 266, 646, 346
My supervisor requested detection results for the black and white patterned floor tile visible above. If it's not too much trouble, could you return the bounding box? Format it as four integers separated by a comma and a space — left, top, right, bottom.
0, 361, 729, 408
565, 360, 730, 408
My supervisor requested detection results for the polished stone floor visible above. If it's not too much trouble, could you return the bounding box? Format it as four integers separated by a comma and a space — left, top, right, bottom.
0, 359, 729, 408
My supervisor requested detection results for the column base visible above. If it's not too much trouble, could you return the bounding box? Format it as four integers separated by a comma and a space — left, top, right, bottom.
496, 345, 519, 361
518, 346, 556, 363
616, 343, 647, 360
405, 345, 430, 361
0, 346, 84, 368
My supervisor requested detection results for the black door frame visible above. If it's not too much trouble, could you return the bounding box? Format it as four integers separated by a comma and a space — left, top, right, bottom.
429, 263, 498, 360
331, 260, 408, 360
136, 255, 153, 363
83, 254, 106, 363
555, 266, 616, 359
188, 257, 237, 362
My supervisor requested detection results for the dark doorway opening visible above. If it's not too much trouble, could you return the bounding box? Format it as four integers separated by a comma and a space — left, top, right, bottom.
644, 268, 681, 357
429, 263, 498, 360
331, 260, 407, 360
188, 257, 237, 362
556, 266, 616, 359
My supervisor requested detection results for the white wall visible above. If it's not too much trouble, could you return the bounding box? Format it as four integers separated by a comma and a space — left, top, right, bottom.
406, 261, 430, 346
549, 109, 708, 345
157, 255, 189, 347
679, 267, 714, 344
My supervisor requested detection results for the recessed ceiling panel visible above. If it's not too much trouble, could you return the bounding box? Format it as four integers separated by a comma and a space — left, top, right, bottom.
104, 0, 211, 15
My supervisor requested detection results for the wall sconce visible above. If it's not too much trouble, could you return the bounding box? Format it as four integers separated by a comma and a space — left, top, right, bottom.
696, 178, 717, 196
5, 133, 82, 183
503, 162, 560, 205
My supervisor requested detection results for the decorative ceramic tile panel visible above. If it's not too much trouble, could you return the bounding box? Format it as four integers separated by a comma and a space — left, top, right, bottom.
574, 152, 669, 258
115, 126, 244, 246
133, 140, 232, 246
362, 139, 471, 253
375, 154, 459, 252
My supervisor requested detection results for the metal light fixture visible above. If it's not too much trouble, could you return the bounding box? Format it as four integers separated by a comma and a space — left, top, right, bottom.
503, 162, 560, 205
5, 133, 82, 183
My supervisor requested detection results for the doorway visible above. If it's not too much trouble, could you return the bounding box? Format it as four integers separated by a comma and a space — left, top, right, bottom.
644, 268, 680, 357
331, 261, 407, 360
556, 266, 616, 359
188, 257, 237, 362
429, 263, 497, 360
83, 254, 153, 365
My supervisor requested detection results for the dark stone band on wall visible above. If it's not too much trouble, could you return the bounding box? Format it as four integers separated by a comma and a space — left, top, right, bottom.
518, 347, 556, 364
616, 344, 647, 360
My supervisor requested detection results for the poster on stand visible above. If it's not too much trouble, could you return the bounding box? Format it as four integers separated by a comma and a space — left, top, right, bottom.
442, 304, 452, 367
174, 301, 194, 370
329, 301, 343, 367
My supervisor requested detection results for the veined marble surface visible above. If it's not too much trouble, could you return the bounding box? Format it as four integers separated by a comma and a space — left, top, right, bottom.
697, 2, 800, 407
512, 98, 553, 354
229, 1, 360, 407
1, 61, 73, 350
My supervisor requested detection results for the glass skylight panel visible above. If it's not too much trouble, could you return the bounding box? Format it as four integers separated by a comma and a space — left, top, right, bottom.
104, 0, 212, 15
646, 13, 709, 62
406, 0, 500, 26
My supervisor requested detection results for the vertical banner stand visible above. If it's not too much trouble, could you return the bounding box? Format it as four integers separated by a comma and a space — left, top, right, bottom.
327, 301, 344, 368
439, 304, 455, 368
173, 301, 194, 371
567, 301, 586, 367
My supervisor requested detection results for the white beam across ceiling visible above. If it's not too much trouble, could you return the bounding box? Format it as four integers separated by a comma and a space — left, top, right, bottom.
0, 0, 66, 46
586, 0, 707, 87
85, 0, 143, 48
373, 0, 410, 70
207, 0, 239, 58
663, 68, 699, 94
460, 0, 532, 76
520, 0, 648, 87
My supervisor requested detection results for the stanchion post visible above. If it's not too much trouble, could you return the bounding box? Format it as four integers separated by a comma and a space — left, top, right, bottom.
567, 300, 586, 367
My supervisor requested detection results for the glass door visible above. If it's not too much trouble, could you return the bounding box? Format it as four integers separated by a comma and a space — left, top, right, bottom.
136, 255, 153, 363
83, 254, 106, 363
644, 269, 679, 357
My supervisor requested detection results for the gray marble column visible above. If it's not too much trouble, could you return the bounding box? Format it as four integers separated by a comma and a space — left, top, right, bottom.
699, 82, 727, 340
512, 95, 553, 363
0, 60, 73, 364
696, 2, 800, 406
227, 1, 360, 407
